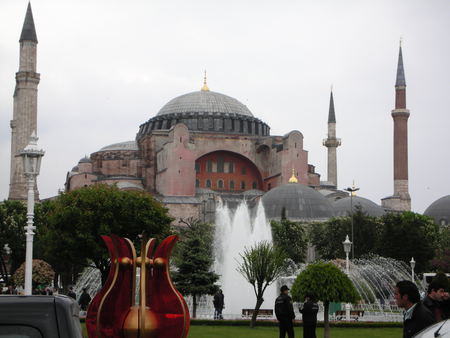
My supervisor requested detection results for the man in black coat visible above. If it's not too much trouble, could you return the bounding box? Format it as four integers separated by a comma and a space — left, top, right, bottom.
395, 280, 435, 338
299, 293, 319, 338
213, 289, 225, 320
78, 288, 91, 311
275, 285, 295, 338
422, 279, 449, 322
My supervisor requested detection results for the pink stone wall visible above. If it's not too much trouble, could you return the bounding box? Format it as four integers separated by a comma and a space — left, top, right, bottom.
156, 124, 196, 196
69, 173, 97, 190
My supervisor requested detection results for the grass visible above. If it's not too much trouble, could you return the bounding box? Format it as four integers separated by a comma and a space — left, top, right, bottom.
82, 322, 403, 337
187, 326, 402, 338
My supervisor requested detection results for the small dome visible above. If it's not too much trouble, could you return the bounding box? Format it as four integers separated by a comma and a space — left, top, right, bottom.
71, 166, 79, 172
157, 91, 253, 117
333, 196, 385, 217
424, 195, 450, 226
262, 183, 334, 220
99, 141, 138, 152
78, 156, 91, 163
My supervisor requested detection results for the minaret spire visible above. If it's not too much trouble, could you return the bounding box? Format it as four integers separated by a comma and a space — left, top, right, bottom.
382, 41, 411, 211
323, 88, 341, 188
9, 3, 41, 200
395, 40, 405, 87
328, 87, 336, 123
20, 3, 38, 43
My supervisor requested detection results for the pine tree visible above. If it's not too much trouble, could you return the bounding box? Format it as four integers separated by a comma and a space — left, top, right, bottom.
173, 220, 219, 318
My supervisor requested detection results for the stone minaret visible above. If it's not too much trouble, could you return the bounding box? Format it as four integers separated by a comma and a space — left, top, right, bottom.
9, 3, 40, 200
382, 43, 411, 211
323, 89, 341, 187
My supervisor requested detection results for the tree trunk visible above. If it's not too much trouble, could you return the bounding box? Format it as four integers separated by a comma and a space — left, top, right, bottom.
323, 301, 330, 338
250, 296, 264, 328
192, 294, 197, 319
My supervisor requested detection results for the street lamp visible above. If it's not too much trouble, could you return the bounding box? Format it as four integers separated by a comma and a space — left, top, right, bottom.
343, 235, 352, 320
19, 131, 44, 295
344, 184, 359, 259
410, 257, 416, 282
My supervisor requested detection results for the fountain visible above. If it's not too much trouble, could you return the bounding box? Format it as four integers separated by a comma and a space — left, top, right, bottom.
73, 201, 420, 322
280, 256, 424, 321
213, 199, 277, 317
73, 266, 101, 299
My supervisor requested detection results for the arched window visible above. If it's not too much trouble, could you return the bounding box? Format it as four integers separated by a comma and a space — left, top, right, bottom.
206, 179, 212, 188
230, 180, 235, 190
217, 157, 224, 173
218, 180, 224, 189
207, 160, 213, 173
196, 179, 200, 188
252, 181, 257, 189
241, 181, 246, 190
228, 162, 234, 173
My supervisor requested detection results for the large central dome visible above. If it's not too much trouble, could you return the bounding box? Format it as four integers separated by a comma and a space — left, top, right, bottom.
137, 87, 269, 139
157, 91, 253, 117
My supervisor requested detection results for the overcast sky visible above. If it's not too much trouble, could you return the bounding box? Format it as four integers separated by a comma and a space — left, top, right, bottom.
1, 0, 449, 213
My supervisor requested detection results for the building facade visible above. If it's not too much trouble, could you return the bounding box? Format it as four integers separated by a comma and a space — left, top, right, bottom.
65, 84, 322, 224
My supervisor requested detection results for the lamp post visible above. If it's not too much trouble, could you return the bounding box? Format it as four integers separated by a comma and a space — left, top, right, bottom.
343, 235, 352, 320
344, 184, 359, 259
410, 257, 416, 282
19, 132, 44, 295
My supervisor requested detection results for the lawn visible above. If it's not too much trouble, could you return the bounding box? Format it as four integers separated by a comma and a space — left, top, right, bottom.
187, 326, 402, 338
82, 322, 403, 337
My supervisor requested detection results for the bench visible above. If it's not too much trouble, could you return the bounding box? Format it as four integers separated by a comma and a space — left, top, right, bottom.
334, 310, 364, 321
242, 308, 274, 318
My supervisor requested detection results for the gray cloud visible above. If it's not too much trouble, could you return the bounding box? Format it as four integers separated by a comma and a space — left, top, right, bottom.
1, 0, 449, 212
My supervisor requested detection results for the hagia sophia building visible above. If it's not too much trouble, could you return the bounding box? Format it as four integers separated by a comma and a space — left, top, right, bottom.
8, 4, 450, 227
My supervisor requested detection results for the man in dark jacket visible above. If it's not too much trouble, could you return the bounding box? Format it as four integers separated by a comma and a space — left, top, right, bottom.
395, 280, 435, 338
275, 285, 295, 338
78, 288, 91, 311
67, 286, 76, 300
213, 289, 225, 319
299, 293, 319, 338
422, 279, 448, 322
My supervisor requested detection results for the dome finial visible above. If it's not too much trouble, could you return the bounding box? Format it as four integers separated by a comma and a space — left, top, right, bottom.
201, 70, 209, 91
288, 168, 298, 183
351, 180, 357, 196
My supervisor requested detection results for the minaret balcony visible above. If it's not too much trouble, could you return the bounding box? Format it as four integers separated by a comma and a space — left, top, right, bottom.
323, 138, 341, 147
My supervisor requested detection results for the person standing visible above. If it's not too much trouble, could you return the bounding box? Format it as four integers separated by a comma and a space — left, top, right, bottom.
67, 286, 76, 300
299, 293, 319, 338
275, 285, 295, 338
213, 289, 225, 319
422, 279, 449, 322
78, 288, 92, 311
394, 280, 435, 338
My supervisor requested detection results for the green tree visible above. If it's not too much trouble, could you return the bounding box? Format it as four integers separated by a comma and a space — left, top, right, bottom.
310, 207, 381, 259
378, 212, 439, 272
291, 262, 359, 338
0, 200, 27, 284
430, 227, 450, 272
37, 184, 172, 287
237, 241, 287, 328
172, 219, 219, 318
431, 272, 450, 291
271, 219, 307, 263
